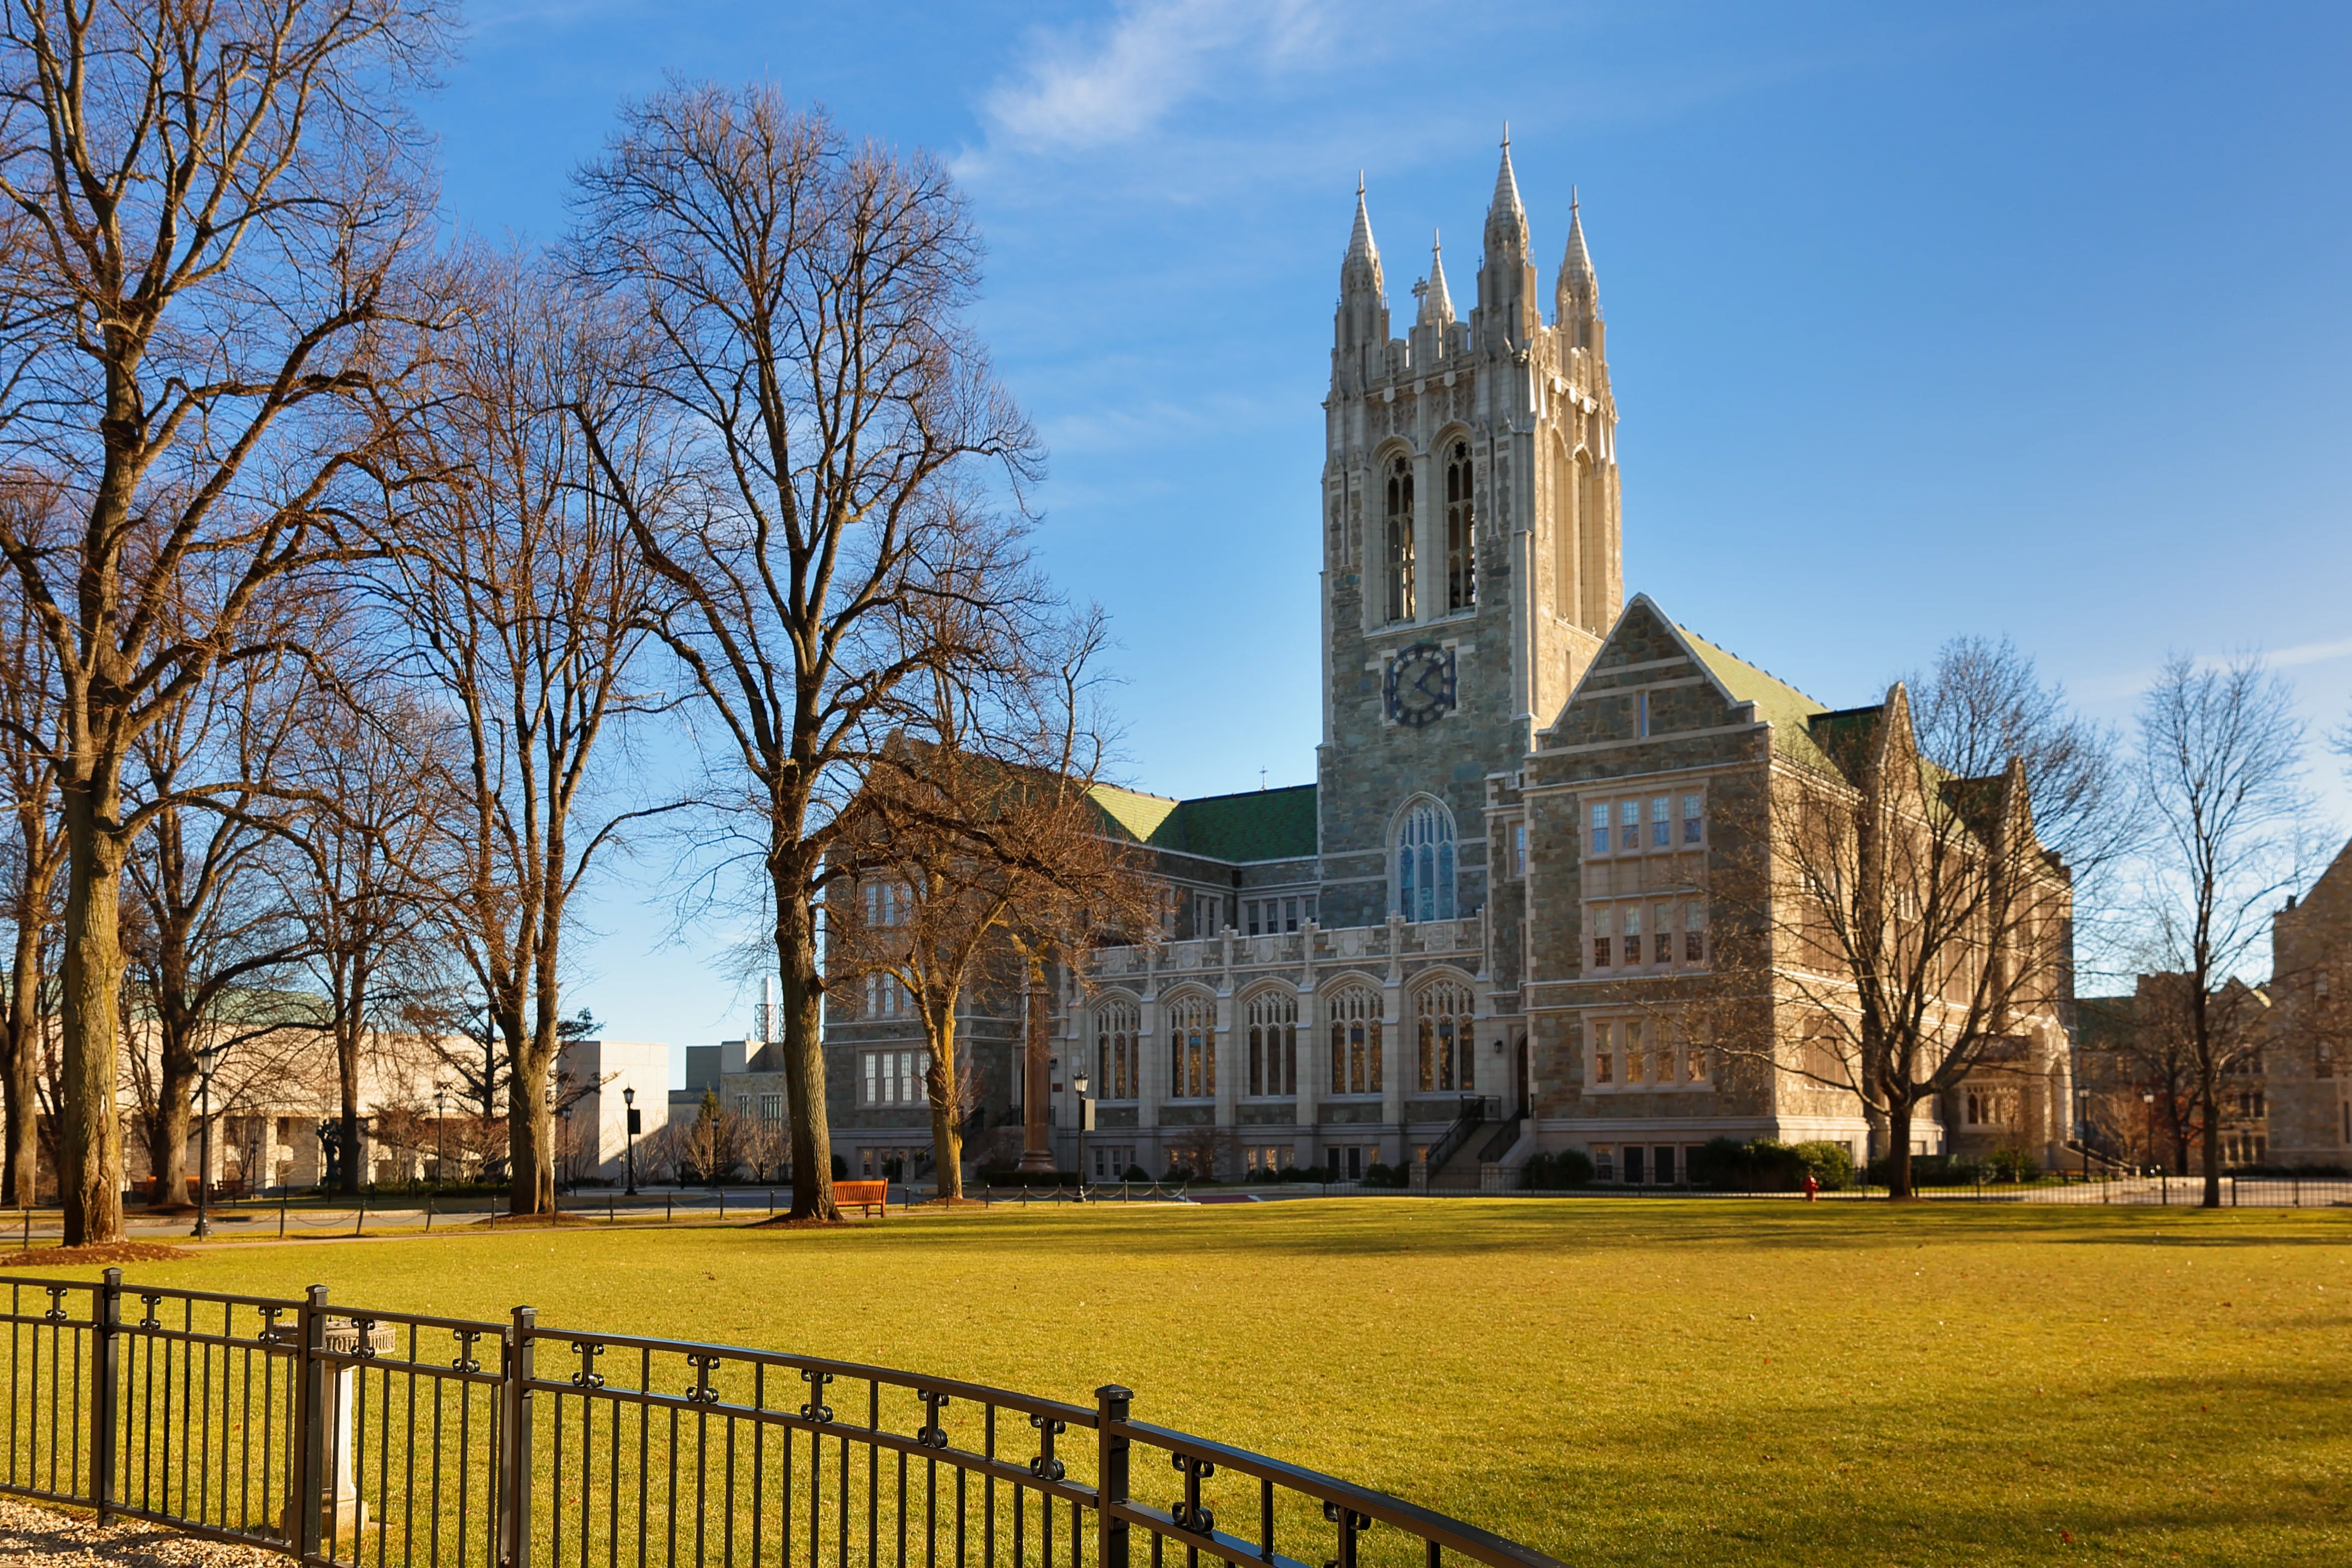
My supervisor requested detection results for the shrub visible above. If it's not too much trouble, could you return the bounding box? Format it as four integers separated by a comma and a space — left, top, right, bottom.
1523, 1149, 1593, 1189
1121, 1164, 1152, 1183
1872, 1154, 1983, 1187
1791, 1141, 1856, 1191
1984, 1148, 2041, 1184
1691, 1136, 1809, 1192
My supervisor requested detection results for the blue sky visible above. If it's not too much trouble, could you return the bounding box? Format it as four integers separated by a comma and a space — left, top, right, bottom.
423, 1, 2352, 1057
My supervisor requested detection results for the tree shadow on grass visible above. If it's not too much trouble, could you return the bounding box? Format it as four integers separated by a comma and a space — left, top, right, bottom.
820, 1199, 2348, 1264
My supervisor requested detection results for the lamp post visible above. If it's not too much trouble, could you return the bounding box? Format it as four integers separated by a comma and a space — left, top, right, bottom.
559, 1105, 574, 1196
191, 1043, 228, 1238
2142, 1089, 2157, 1177
434, 1080, 449, 1184
622, 1086, 638, 1196
1071, 1070, 1092, 1199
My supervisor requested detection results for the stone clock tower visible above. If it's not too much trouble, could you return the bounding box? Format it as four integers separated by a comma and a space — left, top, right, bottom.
1315, 142, 1623, 929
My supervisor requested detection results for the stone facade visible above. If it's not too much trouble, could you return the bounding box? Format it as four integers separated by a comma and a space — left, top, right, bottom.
2266, 840, 2352, 1167
820, 147, 2075, 1184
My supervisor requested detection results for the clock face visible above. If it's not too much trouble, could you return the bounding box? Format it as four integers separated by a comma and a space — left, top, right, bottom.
1385, 643, 1456, 728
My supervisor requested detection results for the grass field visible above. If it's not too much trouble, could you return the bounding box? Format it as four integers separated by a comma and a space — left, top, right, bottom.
9, 1199, 2349, 1567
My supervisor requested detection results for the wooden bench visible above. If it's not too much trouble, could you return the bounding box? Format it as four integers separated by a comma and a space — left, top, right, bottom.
835, 1180, 890, 1218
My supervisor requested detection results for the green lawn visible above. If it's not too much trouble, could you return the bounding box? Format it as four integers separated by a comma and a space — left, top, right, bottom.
11, 1200, 2350, 1567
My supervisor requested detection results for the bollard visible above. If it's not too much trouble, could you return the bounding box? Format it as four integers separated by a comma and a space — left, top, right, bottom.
287, 1313, 394, 1544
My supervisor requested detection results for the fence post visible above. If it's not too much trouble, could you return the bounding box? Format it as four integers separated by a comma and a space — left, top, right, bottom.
288, 1284, 330, 1555
501, 1307, 536, 1568
1095, 1385, 1132, 1568
90, 1267, 121, 1523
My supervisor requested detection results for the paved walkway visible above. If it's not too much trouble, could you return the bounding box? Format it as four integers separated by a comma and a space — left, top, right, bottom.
0, 1497, 276, 1568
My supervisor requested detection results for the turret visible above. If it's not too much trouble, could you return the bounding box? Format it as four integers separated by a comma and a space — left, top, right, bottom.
1409, 231, 1456, 366
1333, 177, 1390, 384
1556, 189, 1603, 359
1474, 134, 1539, 352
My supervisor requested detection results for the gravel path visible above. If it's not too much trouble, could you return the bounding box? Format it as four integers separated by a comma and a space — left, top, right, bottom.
0, 1497, 282, 1568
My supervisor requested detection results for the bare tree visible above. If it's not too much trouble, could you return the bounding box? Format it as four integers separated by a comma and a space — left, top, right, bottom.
0, 489, 64, 1204
387, 254, 664, 1216
1698, 641, 2097, 1198
2137, 652, 2309, 1207
569, 86, 1042, 1220
119, 641, 315, 1206
281, 680, 452, 1194
681, 1088, 743, 1185
833, 596, 1150, 1201
0, 0, 451, 1243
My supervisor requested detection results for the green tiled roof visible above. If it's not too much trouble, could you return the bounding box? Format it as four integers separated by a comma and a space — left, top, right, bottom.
1674, 625, 1843, 772
1086, 781, 1317, 864
1085, 782, 1183, 844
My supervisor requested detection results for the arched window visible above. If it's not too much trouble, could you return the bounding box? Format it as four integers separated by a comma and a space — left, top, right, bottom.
1383, 455, 1415, 622
1444, 440, 1474, 611
1326, 986, 1382, 1096
1395, 800, 1456, 924
1168, 993, 1216, 1099
1246, 990, 1297, 1097
1096, 997, 1139, 1101
1415, 979, 1474, 1092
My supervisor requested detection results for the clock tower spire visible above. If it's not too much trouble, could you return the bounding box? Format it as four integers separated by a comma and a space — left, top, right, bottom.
1316, 153, 1623, 929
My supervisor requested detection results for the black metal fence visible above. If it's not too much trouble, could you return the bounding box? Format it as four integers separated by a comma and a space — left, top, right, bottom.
0, 1272, 1561, 1568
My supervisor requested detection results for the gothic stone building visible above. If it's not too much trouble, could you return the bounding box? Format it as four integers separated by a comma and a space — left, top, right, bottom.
824, 145, 2073, 1184
2264, 838, 2352, 1168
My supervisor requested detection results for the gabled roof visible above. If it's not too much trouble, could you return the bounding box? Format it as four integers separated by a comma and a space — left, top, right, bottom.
1087, 782, 1318, 865
1670, 620, 1841, 772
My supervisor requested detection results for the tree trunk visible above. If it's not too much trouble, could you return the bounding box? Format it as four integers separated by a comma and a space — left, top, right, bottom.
2198, 1065, 2222, 1208
505, 1009, 557, 1216
336, 1025, 362, 1194
1016, 954, 1053, 1175
58, 787, 126, 1246
149, 940, 196, 1206
1884, 1098, 1915, 1199
926, 1001, 962, 1202
150, 1032, 194, 1207
774, 874, 837, 1221
4, 913, 42, 1207
508, 1073, 552, 1215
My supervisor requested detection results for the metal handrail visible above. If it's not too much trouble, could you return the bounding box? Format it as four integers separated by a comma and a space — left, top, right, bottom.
1421, 1095, 1490, 1174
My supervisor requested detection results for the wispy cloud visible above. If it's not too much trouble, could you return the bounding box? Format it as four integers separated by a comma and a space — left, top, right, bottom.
2258, 635, 2352, 671
977, 0, 1339, 157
